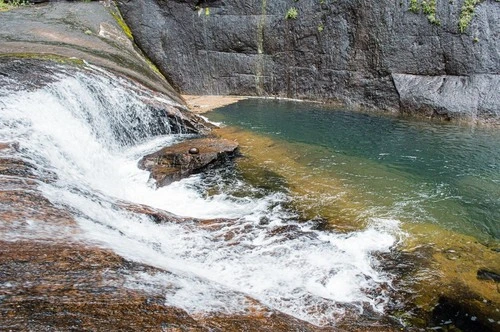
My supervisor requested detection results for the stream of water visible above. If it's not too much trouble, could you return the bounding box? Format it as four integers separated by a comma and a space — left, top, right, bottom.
0, 65, 402, 326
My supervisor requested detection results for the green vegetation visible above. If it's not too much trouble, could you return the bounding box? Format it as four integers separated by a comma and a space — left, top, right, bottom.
0, 0, 28, 12
110, 8, 134, 40
409, 0, 485, 32
285, 7, 298, 20
409, 0, 421, 13
317, 23, 324, 32
145, 57, 163, 77
458, 0, 482, 33
422, 0, 440, 25
408, 0, 440, 26
0, 53, 86, 66
0, 1, 10, 11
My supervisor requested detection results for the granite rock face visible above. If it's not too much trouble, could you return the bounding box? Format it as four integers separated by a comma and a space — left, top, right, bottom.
0, 1, 182, 104
117, 0, 500, 121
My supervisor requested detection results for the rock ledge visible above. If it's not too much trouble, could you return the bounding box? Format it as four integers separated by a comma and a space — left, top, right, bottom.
139, 138, 239, 187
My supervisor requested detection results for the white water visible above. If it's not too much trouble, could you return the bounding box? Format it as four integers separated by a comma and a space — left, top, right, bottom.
0, 64, 400, 326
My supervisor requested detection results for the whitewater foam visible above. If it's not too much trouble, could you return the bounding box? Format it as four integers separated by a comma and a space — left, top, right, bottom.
0, 64, 400, 326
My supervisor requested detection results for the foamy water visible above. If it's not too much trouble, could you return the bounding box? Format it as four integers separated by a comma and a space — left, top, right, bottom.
0, 64, 400, 326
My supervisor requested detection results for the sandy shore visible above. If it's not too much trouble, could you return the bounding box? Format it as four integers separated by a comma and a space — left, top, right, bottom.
182, 95, 247, 114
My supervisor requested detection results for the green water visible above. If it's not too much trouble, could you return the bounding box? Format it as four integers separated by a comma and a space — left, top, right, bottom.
208, 99, 500, 242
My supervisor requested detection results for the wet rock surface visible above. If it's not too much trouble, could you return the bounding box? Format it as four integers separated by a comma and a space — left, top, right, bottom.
0, 145, 327, 332
139, 137, 239, 187
117, 0, 500, 122
477, 269, 500, 283
0, 1, 181, 103
378, 228, 500, 331
1, 241, 333, 331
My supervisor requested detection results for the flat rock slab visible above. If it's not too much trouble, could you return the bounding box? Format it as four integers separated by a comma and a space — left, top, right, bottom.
139, 138, 239, 187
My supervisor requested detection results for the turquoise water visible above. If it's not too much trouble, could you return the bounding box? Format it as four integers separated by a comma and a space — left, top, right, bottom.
208, 99, 500, 242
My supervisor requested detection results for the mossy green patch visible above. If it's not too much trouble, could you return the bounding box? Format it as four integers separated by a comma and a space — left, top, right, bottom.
0, 53, 86, 66
422, 0, 440, 25
409, 0, 440, 25
0, 0, 28, 12
459, 0, 482, 33
110, 9, 133, 40
409, 0, 421, 13
0, 4, 11, 12
285, 7, 298, 20
144, 57, 163, 77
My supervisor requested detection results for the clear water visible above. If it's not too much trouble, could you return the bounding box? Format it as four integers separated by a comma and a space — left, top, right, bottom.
208, 99, 500, 242
0, 64, 401, 326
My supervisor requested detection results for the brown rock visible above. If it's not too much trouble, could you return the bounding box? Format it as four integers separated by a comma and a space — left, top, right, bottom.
139, 138, 239, 187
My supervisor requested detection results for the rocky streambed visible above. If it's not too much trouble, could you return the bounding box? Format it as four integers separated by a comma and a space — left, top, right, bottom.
0, 141, 334, 332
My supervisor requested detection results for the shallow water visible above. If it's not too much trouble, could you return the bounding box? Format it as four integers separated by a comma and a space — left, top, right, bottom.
208, 99, 500, 243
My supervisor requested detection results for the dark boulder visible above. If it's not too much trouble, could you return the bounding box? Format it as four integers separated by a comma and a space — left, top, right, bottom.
139, 138, 239, 187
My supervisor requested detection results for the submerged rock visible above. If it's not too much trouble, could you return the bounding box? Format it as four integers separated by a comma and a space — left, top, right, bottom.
139, 138, 239, 187
477, 269, 500, 283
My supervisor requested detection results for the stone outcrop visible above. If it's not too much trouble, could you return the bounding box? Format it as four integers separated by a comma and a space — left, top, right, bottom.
117, 0, 500, 122
0, 1, 181, 104
139, 138, 239, 187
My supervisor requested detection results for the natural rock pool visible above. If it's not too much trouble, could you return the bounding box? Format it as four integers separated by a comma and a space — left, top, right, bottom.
206, 99, 500, 330
208, 99, 500, 243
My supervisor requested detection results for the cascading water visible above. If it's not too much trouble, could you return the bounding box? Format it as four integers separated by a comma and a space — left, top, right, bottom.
0, 63, 400, 326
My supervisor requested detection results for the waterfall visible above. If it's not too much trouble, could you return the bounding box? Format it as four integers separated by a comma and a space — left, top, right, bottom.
0, 62, 399, 326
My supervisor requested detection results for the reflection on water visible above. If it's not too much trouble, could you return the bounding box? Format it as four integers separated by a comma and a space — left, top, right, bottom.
208, 99, 500, 242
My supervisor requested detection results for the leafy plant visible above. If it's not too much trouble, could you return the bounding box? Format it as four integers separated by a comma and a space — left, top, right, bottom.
409, 0, 421, 13
423, 0, 440, 25
409, 0, 440, 26
285, 7, 298, 20
0, 0, 9, 11
458, 0, 482, 33
317, 23, 324, 32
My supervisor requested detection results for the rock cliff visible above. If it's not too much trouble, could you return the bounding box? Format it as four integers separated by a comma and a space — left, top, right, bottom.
117, 0, 500, 121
